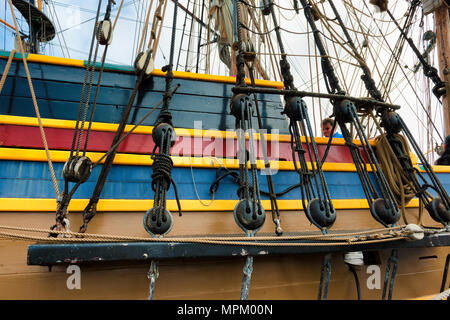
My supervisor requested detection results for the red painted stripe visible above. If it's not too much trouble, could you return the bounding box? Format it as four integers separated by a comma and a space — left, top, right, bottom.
0, 124, 364, 163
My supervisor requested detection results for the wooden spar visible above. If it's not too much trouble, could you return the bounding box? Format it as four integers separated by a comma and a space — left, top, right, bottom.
434, 4, 450, 136
0, 18, 16, 32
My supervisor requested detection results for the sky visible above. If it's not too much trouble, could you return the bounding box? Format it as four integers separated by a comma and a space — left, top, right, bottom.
0, 0, 446, 161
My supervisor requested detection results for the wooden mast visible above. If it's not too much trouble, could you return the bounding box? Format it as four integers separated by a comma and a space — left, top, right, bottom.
434, 3, 450, 137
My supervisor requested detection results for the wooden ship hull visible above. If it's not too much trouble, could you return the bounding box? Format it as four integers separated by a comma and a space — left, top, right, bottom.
0, 52, 449, 300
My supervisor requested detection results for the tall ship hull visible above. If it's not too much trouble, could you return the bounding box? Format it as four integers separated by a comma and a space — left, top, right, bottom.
0, 0, 449, 300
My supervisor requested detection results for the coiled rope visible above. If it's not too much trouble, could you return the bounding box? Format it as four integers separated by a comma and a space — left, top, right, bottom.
151, 153, 182, 217
370, 113, 428, 225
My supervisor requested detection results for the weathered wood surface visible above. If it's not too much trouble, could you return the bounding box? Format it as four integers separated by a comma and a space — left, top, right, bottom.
0, 209, 448, 299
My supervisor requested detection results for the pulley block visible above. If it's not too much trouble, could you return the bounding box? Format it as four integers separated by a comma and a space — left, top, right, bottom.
152, 122, 176, 148
95, 19, 113, 45
381, 111, 402, 134
426, 198, 450, 225
333, 99, 355, 123
134, 50, 155, 77
371, 198, 400, 226
62, 156, 92, 183
282, 96, 307, 121
144, 206, 173, 236
261, 0, 272, 15
234, 199, 266, 232
230, 94, 251, 121
243, 41, 256, 62
307, 198, 336, 230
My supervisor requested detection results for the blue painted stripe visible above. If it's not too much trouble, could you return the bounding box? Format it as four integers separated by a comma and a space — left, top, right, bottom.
3, 160, 448, 201
0, 160, 384, 200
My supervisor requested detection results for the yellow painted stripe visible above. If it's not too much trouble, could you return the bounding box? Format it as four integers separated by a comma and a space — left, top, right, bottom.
1, 51, 283, 89
26, 54, 85, 68
0, 198, 421, 212
0, 147, 376, 172
0, 146, 446, 172
0, 114, 377, 146
151, 68, 284, 89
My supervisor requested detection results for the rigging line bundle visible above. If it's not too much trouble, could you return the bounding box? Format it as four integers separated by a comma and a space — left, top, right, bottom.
329, 0, 450, 228
245, 60, 282, 235
229, 0, 269, 300
298, 0, 402, 230
386, 1, 446, 100
264, 0, 340, 300
50, 0, 116, 236
142, 0, 182, 300
266, 0, 336, 236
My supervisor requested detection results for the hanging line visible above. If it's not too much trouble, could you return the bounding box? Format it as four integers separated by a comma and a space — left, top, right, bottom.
245, 60, 282, 235
298, 0, 401, 229
265, 0, 335, 234
49, 0, 117, 236
147, 259, 159, 300
440, 253, 450, 293
386, 3, 446, 100
231, 0, 264, 300
265, 1, 338, 299
318, 253, 332, 300
143, 0, 182, 238
70, 0, 104, 158
79, 0, 166, 232
240, 255, 254, 300
0, 49, 15, 94
145, 2, 181, 299
81, 0, 117, 156
382, 249, 398, 300
328, 0, 449, 228
79, 36, 156, 233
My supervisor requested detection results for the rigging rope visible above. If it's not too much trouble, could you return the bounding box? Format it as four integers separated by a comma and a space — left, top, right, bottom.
148, 259, 159, 300
232, 0, 262, 299
246, 60, 282, 235
0, 223, 416, 246
382, 249, 398, 300
49, 0, 118, 236
318, 253, 332, 300
240, 255, 253, 300
0, 49, 15, 94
